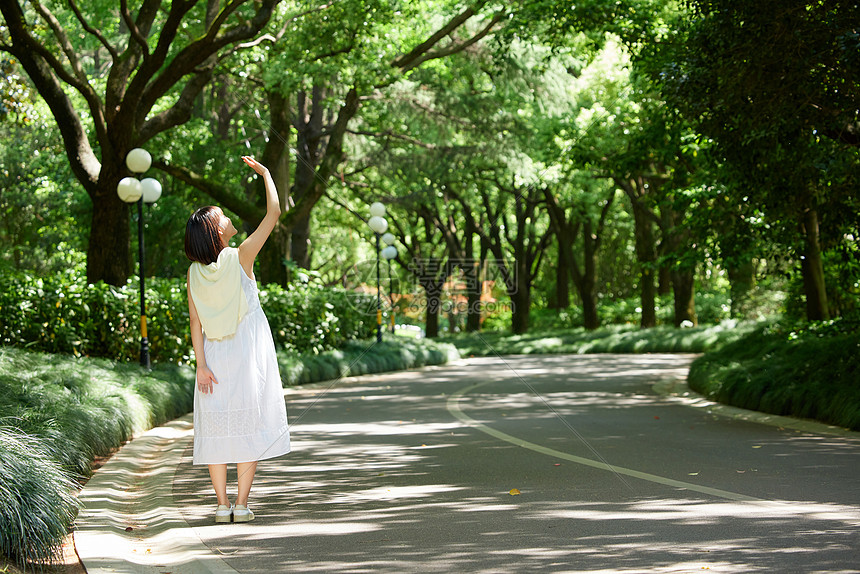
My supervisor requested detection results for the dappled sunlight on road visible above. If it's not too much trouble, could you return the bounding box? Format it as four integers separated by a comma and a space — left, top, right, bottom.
168, 355, 859, 573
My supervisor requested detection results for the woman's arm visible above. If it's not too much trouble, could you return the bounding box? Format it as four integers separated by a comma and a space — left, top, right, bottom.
188, 270, 217, 394
238, 156, 282, 276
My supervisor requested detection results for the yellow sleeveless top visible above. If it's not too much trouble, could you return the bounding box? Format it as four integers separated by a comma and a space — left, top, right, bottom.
188, 247, 249, 340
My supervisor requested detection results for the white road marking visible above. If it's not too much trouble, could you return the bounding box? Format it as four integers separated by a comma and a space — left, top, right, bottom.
447, 381, 762, 502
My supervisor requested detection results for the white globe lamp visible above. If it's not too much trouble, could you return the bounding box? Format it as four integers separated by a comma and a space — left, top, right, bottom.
369, 202, 386, 218
126, 148, 152, 173
117, 177, 142, 203
382, 245, 397, 260
368, 215, 388, 234
382, 232, 396, 246
140, 178, 162, 203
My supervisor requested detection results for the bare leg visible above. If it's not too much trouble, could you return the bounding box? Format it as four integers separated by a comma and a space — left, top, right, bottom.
208, 464, 229, 506
235, 461, 258, 506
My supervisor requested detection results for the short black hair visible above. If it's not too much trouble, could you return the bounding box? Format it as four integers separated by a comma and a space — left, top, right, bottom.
184, 206, 223, 265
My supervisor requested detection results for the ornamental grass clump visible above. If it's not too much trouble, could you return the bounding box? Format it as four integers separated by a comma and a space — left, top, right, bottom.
0, 347, 194, 566
0, 427, 80, 568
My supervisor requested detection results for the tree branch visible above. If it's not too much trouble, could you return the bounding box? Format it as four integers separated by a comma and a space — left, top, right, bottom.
68, 0, 119, 60
346, 129, 439, 149
32, 1, 87, 84
137, 0, 279, 128
120, 0, 152, 59
393, 1, 487, 71
281, 87, 361, 229
138, 67, 215, 142
153, 160, 264, 223
401, 10, 505, 73
0, 2, 100, 191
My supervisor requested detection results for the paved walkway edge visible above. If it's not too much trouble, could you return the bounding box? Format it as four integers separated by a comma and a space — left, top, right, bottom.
652, 376, 858, 437
74, 413, 239, 574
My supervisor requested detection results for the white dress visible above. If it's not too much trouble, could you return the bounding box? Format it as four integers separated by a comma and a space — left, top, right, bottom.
193, 266, 291, 465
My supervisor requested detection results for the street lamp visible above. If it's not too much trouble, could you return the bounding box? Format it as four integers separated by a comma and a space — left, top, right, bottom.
368, 202, 388, 343
381, 233, 397, 334
117, 148, 162, 369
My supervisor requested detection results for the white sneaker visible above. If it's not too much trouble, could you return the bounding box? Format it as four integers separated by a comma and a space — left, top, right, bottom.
233, 504, 255, 522
215, 504, 233, 523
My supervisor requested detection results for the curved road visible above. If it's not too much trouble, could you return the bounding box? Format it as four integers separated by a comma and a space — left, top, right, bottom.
169, 354, 860, 573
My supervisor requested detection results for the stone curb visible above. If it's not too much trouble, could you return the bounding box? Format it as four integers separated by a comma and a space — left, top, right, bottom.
74, 413, 238, 574
652, 376, 858, 437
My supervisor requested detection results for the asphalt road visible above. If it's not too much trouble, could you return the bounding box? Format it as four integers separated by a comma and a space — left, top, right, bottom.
172, 354, 860, 573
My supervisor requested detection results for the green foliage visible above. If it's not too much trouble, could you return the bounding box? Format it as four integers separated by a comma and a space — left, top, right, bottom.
0, 347, 194, 566
0, 267, 191, 364
688, 320, 860, 430
277, 336, 460, 386
442, 321, 759, 357
261, 283, 377, 355
0, 269, 378, 363
0, 91, 88, 275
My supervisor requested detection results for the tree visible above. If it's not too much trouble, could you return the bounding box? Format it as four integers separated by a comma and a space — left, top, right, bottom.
0, 0, 282, 285
660, 0, 860, 320
155, 0, 505, 285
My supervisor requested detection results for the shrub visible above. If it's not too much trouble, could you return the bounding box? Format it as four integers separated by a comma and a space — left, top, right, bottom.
260, 283, 376, 355
0, 268, 189, 364
277, 336, 460, 386
0, 269, 378, 363
688, 319, 860, 430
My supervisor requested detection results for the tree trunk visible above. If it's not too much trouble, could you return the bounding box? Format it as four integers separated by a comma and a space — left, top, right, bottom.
554, 240, 572, 310
801, 208, 830, 320
290, 214, 312, 270
511, 286, 531, 334
656, 236, 672, 296
631, 201, 657, 328
465, 238, 489, 332
424, 281, 443, 338
256, 90, 292, 286
671, 267, 697, 326
258, 224, 290, 286
727, 258, 756, 319
510, 258, 531, 334
464, 258, 483, 333
580, 220, 600, 330
86, 186, 131, 286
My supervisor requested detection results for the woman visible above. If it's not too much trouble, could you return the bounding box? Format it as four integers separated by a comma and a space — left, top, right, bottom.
184, 156, 290, 523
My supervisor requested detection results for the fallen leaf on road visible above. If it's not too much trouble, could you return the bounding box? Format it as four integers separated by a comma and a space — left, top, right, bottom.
688, 472, 699, 476
509, 488, 521, 495
554, 463, 561, 466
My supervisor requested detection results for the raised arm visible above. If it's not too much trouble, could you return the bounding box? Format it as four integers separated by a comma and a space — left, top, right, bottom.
237, 156, 282, 277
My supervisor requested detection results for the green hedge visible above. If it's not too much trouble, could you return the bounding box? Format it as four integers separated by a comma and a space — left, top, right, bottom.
688, 321, 860, 430
0, 269, 377, 363
277, 337, 460, 385
442, 321, 759, 357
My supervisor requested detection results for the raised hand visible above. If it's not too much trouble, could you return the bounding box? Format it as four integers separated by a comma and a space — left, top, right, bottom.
242, 156, 270, 177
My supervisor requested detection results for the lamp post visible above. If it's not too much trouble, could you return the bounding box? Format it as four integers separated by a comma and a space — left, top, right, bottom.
368, 202, 388, 343
381, 233, 397, 334
117, 148, 162, 369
